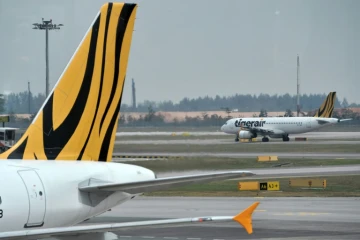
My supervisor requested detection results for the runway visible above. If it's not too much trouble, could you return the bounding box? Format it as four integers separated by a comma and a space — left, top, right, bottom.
115, 139, 360, 145
114, 152, 360, 159
86, 197, 360, 239
117, 131, 360, 139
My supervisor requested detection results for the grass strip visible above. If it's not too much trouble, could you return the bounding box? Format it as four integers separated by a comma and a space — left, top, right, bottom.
144, 175, 360, 197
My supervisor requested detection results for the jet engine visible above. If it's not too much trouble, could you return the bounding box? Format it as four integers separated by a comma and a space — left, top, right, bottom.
239, 130, 257, 139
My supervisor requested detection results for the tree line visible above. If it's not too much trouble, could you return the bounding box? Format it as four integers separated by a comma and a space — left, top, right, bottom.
121, 93, 359, 112
1, 91, 45, 114
119, 107, 360, 127
0, 91, 359, 116
2, 101, 360, 129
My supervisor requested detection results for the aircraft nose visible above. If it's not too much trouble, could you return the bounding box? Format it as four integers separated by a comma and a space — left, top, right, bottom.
221, 125, 225, 131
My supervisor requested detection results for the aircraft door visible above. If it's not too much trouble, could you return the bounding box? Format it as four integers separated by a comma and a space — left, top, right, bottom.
306, 119, 311, 128
18, 170, 46, 228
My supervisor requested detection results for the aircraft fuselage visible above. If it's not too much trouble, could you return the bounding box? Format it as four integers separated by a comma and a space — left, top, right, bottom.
0, 161, 155, 232
221, 117, 339, 137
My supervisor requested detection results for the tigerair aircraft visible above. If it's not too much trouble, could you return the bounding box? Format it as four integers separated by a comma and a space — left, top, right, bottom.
0, 3, 260, 239
221, 92, 352, 142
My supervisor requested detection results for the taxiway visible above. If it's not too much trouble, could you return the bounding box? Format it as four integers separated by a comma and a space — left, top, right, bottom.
87, 197, 360, 239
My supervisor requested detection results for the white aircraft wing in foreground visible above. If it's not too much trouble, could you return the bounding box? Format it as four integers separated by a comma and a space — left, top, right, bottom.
0, 202, 260, 239
79, 171, 254, 193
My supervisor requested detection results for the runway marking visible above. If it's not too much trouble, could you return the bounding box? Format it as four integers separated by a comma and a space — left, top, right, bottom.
141, 237, 155, 239
274, 212, 294, 216
274, 212, 330, 216
164, 238, 179, 239
299, 212, 330, 216
255, 209, 267, 212
254, 197, 264, 199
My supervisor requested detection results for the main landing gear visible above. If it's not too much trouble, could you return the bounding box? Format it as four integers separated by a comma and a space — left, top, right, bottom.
282, 136, 290, 142
262, 137, 269, 142
235, 137, 239, 142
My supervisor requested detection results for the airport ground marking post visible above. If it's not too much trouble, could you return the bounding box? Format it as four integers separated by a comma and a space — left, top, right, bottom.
257, 156, 278, 162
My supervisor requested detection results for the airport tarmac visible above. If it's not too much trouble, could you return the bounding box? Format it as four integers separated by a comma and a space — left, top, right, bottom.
114, 152, 360, 159
86, 197, 360, 239
116, 131, 360, 139
115, 139, 360, 145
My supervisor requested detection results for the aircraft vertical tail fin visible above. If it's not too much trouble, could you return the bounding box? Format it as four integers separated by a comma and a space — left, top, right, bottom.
313, 92, 336, 118
0, 3, 137, 161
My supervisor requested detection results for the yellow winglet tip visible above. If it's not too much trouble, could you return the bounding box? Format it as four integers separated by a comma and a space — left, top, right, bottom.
233, 202, 260, 234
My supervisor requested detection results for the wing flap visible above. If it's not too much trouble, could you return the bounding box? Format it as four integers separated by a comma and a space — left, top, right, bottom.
79, 171, 254, 194
0, 202, 260, 239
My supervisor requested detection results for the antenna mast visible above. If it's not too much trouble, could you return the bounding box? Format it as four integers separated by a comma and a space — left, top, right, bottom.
296, 55, 300, 117
131, 78, 136, 110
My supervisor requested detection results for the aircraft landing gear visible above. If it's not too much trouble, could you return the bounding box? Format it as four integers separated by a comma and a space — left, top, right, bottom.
235, 137, 239, 142
282, 136, 290, 142
262, 137, 269, 142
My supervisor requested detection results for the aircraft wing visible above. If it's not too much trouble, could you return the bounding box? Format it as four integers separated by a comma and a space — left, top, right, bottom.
240, 126, 276, 134
79, 171, 254, 194
316, 119, 330, 125
0, 202, 260, 239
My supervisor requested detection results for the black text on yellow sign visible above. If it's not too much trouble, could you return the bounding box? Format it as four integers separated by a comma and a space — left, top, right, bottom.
259, 181, 280, 191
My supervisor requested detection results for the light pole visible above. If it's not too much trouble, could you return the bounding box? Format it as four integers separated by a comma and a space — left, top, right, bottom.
32, 19, 63, 97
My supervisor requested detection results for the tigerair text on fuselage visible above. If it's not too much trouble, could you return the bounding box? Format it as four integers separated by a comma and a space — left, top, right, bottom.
235, 119, 266, 128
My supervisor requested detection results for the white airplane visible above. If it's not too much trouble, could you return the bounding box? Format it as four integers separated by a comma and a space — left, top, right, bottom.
221, 92, 352, 142
0, 3, 259, 239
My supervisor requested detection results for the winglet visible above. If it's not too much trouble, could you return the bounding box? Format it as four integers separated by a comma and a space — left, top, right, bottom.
233, 202, 260, 234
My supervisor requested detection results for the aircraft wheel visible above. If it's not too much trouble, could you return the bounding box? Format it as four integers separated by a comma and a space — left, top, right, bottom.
262, 137, 269, 142
282, 136, 290, 142
235, 137, 239, 142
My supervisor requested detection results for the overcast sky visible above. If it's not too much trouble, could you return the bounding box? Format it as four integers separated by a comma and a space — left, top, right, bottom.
0, 0, 359, 104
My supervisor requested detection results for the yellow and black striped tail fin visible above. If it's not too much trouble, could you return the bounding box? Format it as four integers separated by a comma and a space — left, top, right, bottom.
313, 92, 336, 118
0, 3, 137, 161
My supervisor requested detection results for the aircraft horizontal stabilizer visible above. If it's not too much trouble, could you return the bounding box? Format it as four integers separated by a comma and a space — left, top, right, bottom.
79, 171, 254, 194
339, 118, 352, 122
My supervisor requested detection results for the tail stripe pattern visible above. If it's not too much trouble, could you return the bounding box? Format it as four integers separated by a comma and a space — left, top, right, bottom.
0, 3, 137, 161
313, 92, 336, 118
